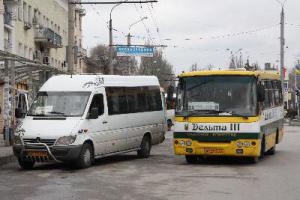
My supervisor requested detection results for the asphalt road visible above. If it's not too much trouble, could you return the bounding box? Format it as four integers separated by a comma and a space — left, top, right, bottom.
0, 125, 299, 200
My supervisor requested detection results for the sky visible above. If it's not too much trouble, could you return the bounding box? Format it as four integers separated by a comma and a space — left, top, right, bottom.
82, 0, 300, 75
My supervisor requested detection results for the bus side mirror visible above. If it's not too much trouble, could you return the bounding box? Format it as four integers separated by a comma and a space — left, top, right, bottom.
88, 107, 99, 119
257, 85, 265, 102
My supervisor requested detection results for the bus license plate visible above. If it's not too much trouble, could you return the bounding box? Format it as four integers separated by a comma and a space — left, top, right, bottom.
27, 151, 48, 157
204, 148, 224, 154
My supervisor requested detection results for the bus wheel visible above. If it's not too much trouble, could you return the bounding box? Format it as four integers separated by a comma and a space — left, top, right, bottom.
185, 155, 198, 164
248, 156, 259, 164
137, 135, 152, 158
267, 145, 276, 155
76, 143, 93, 169
18, 158, 35, 170
260, 136, 266, 159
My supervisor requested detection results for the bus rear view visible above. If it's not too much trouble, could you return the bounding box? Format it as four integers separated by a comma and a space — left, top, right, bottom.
173, 71, 284, 163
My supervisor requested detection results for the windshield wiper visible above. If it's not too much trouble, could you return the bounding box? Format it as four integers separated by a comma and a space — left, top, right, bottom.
47, 111, 66, 116
27, 114, 46, 117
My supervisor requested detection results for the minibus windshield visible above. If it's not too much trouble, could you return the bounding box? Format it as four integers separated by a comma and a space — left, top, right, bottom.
176, 76, 257, 117
28, 92, 91, 117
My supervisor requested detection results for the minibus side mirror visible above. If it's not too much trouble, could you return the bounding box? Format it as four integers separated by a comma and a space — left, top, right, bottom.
88, 107, 99, 119
15, 108, 26, 119
257, 85, 265, 102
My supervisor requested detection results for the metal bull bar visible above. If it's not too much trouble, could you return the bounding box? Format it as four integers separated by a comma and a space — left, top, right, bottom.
20, 140, 60, 163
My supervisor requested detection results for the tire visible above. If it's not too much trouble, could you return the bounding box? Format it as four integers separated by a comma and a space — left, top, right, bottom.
249, 156, 259, 164
260, 136, 266, 159
75, 143, 94, 169
18, 158, 35, 170
249, 136, 265, 164
137, 135, 152, 158
185, 155, 198, 164
167, 120, 173, 131
267, 144, 276, 155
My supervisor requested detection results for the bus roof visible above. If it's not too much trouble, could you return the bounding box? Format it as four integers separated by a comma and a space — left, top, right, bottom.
40, 75, 160, 92
179, 70, 280, 80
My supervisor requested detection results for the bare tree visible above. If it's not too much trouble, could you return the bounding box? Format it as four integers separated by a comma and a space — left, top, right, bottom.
139, 50, 174, 90
88, 44, 138, 75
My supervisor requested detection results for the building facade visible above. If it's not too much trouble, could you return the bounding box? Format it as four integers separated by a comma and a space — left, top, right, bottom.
0, 0, 86, 72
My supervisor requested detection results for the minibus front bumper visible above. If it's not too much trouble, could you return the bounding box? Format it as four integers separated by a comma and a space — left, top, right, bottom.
13, 143, 83, 163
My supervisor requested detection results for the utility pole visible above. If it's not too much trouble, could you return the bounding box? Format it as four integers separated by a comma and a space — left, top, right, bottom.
127, 33, 131, 46
68, 0, 76, 74
280, 7, 285, 91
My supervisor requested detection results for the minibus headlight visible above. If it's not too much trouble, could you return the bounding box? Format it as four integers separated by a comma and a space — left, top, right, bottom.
14, 135, 22, 145
55, 135, 77, 146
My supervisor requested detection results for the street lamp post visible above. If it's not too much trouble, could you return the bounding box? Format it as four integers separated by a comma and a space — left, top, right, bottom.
108, 1, 128, 75
127, 16, 148, 46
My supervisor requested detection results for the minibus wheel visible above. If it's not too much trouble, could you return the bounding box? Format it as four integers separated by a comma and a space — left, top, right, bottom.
137, 135, 151, 158
76, 143, 93, 169
18, 158, 35, 170
167, 119, 173, 131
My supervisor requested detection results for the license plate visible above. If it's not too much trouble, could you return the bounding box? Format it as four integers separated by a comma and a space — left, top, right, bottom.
27, 151, 48, 157
204, 148, 224, 154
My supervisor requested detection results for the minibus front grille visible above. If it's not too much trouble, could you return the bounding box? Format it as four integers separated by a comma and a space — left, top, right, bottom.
23, 139, 56, 146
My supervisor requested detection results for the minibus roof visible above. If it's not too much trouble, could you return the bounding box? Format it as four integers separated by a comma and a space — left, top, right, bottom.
40, 75, 160, 92
179, 70, 280, 80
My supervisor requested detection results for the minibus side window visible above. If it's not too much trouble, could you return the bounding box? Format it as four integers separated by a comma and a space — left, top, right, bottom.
89, 94, 104, 116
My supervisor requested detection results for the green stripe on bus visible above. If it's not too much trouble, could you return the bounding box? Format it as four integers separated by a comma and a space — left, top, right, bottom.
173, 132, 261, 142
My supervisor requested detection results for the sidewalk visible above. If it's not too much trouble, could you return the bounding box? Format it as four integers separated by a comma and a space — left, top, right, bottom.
0, 146, 15, 166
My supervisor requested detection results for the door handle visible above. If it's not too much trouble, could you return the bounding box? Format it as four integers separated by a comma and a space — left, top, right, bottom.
102, 121, 108, 124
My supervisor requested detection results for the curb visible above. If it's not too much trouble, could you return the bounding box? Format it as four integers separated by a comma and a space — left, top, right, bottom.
0, 154, 16, 166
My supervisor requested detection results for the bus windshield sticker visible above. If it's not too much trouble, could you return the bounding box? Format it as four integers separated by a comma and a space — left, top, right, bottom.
188, 102, 219, 111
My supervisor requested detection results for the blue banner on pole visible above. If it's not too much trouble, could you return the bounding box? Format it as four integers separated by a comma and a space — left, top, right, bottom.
116, 46, 154, 57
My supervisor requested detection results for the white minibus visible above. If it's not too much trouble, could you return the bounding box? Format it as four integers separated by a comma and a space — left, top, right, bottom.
13, 75, 166, 169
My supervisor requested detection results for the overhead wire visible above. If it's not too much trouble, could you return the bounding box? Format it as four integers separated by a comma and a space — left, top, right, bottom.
133, 4, 155, 45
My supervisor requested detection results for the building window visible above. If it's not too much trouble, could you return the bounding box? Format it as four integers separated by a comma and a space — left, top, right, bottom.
18, 0, 23, 21
24, 46, 28, 58
23, 2, 27, 23
18, 43, 23, 56
28, 5, 32, 24
29, 48, 33, 60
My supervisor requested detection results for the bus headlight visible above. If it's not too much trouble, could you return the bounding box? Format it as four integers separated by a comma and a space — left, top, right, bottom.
186, 140, 192, 146
55, 135, 77, 146
179, 140, 185, 146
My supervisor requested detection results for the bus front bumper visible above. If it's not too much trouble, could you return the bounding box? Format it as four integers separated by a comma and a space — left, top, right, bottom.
173, 138, 261, 157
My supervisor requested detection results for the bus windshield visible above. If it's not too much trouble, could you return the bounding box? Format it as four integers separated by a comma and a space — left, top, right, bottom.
28, 92, 91, 117
176, 75, 257, 117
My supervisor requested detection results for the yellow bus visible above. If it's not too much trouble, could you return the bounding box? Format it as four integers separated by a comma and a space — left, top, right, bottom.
174, 70, 284, 163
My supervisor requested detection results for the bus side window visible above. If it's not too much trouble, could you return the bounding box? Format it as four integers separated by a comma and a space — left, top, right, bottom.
267, 81, 275, 107
273, 81, 280, 106
263, 81, 270, 108
277, 81, 283, 105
